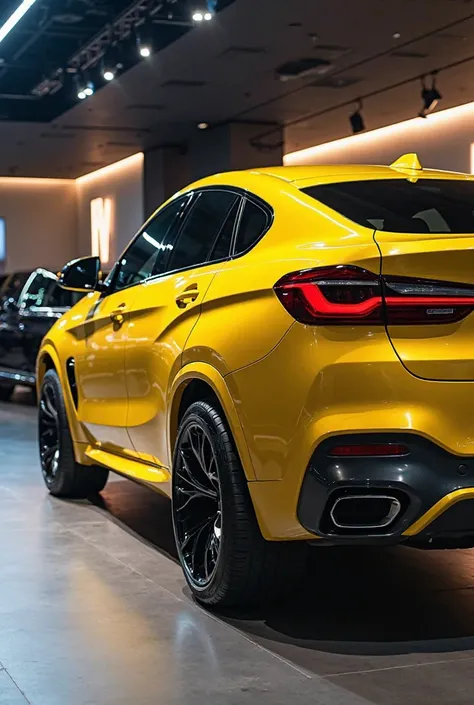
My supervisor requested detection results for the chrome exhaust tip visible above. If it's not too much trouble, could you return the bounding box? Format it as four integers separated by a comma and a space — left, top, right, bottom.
329, 494, 402, 530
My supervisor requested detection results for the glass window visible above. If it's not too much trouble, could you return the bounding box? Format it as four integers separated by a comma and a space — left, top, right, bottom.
20, 271, 56, 309
45, 284, 85, 309
233, 199, 269, 255
302, 179, 474, 234
208, 198, 241, 262
112, 197, 187, 292
166, 190, 238, 273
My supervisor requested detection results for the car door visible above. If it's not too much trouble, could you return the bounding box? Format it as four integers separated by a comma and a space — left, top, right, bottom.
125, 189, 241, 472
74, 195, 190, 455
0, 271, 40, 381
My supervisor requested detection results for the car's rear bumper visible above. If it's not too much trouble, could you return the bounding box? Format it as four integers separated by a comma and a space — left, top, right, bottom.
297, 433, 474, 546
248, 433, 474, 545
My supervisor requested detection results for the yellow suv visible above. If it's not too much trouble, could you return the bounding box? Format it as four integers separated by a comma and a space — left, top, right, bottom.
37, 154, 474, 606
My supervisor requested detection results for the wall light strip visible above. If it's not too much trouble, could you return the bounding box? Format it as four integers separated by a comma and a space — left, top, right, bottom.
284, 99, 474, 166
0, 176, 73, 185
76, 152, 144, 185
0, 0, 38, 44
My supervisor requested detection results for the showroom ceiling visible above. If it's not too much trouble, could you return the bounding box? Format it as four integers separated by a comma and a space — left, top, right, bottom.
2, 0, 474, 177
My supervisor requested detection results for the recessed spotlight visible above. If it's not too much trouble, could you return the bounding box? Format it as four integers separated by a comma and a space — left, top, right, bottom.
198, 122, 209, 130
193, 11, 204, 21
139, 45, 151, 58
78, 90, 87, 100
83, 81, 94, 96
103, 70, 115, 81
393, 32, 401, 39
204, 12, 213, 20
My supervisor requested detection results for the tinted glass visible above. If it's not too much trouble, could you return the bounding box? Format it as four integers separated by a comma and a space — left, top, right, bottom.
208, 198, 241, 261
113, 197, 186, 292
233, 199, 268, 255
21, 272, 56, 308
166, 190, 238, 272
46, 284, 85, 308
303, 179, 474, 234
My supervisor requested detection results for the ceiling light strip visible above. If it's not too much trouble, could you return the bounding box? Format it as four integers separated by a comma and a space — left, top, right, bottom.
0, 0, 37, 44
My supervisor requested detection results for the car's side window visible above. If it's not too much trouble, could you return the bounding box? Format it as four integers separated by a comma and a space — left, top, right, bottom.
208, 197, 242, 262
111, 196, 189, 293
165, 190, 239, 273
233, 198, 270, 256
45, 284, 85, 309
19, 271, 56, 310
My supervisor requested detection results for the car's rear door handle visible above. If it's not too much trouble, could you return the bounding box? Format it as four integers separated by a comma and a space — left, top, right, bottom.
110, 303, 127, 326
176, 286, 199, 308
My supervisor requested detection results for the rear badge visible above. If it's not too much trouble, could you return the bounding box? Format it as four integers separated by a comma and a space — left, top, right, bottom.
426, 308, 455, 316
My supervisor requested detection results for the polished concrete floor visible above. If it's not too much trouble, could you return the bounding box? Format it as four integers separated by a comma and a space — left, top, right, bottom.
2, 392, 474, 704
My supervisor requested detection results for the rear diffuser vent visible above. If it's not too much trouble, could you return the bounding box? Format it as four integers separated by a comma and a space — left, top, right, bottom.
276, 57, 332, 81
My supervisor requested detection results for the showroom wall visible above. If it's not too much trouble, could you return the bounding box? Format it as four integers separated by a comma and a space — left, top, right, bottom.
0, 153, 144, 273
0, 177, 77, 273
76, 153, 144, 266
284, 100, 474, 173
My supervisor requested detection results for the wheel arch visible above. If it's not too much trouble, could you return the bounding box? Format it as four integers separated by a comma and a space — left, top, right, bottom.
168, 363, 256, 481
36, 343, 61, 391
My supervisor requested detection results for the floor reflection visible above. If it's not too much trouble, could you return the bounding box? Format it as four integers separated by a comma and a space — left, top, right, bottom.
93, 478, 474, 666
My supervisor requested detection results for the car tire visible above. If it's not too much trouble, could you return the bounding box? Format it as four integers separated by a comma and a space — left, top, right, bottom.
38, 368, 109, 498
0, 384, 14, 402
172, 400, 308, 608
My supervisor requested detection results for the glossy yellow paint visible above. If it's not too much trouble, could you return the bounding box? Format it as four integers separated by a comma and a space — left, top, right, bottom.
85, 446, 170, 489
403, 490, 474, 536
37, 158, 474, 542
124, 262, 222, 468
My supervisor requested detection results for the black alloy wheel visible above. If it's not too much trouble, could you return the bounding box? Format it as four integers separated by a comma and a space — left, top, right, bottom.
173, 421, 222, 588
39, 378, 61, 485
38, 368, 109, 498
172, 400, 308, 608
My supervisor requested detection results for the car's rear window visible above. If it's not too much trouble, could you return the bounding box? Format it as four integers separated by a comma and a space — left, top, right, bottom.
302, 178, 474, 234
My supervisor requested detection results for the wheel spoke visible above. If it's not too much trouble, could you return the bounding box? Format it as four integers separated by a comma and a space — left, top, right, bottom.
176, 454, 218, 500
39, 382, 60, 482
173, 420, 223, 587
41, 444, 57, 463
181, 514, 214, 554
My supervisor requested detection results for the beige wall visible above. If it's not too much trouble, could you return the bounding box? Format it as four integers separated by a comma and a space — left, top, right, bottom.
0, 153, 145, 273
284, 100, 474, 173
0, 178, 77, 273
76, 153, 144, 268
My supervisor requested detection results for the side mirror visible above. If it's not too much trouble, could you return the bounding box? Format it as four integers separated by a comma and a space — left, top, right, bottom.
2, 297, 18, 314
58, 256, 101, 292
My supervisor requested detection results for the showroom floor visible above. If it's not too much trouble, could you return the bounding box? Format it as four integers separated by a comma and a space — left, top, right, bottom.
2, 394, 474, 704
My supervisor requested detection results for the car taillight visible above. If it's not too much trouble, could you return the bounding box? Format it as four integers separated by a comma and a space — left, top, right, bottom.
328, 443, 409, 457
274, 265, 474, 325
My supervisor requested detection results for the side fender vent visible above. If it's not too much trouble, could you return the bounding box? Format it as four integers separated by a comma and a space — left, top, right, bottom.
66, 358, 78, 409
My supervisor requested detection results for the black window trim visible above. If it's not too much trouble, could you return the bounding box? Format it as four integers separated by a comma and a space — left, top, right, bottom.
230, 194, 273, 258
104, 185, 274, 296
105, 192, 194, 295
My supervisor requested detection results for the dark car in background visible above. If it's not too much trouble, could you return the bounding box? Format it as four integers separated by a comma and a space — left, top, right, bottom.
0, 268, 85, 400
